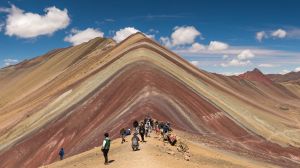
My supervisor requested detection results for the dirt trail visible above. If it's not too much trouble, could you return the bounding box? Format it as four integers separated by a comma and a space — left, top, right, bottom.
41, 132, 278, 168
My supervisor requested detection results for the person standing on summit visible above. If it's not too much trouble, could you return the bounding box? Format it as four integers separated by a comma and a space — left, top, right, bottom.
101, 133, 111, 165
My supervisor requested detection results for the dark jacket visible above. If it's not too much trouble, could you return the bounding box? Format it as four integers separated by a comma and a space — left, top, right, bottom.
59, 149, 64, 156
139, 126, 145, 134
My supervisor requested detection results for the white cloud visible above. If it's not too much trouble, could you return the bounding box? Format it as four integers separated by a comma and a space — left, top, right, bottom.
256, 31, 267, 42
208, 41, 229, 51
160, 36, 172, 48
221, 72, 243, 76
64, 28, 104, 46
295, 67, 300, 72
190, 60, 200, 66
113, 27, 140, 43
220, 50, 254, 67
188, 42, 205, 53
280, 69, 290, 74
221, 59, 251, 67
0, 7, 10, 13
258, 64, 276, 68
237, 49, 255, 60
3, 59, 19, 66
148, 28, 159, 34
0, 22, 4, 32
4, 5, 70, 38
175, 46, 300, 58
287, 28, 300, 39
271, 29, 287, 38
222, 55, 229, 59
171, 26, 201, 46
145, 34, 155, 39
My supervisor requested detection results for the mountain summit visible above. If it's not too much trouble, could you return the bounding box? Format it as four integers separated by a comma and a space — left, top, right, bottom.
0, 34, 300, 168
239, 68, 273, 84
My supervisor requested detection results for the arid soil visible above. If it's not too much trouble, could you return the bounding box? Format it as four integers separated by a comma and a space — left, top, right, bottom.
0, 33, 300, 168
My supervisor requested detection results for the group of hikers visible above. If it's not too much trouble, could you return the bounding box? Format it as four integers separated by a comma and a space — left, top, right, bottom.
58, 116, 175, 165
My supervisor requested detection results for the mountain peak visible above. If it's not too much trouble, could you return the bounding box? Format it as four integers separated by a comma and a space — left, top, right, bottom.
239, 68, 273, 84
252, 68, 261, 73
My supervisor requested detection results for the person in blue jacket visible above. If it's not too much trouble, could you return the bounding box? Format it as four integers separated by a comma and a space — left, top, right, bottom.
59, 148, 64, 160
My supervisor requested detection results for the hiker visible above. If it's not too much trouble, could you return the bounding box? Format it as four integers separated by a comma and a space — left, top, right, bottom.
168, 133, 177, 146
59, 148, 64, 160
162, 123, 170, 141
150, 118, 154, 127
125, 128, 131, 135
131, 132, 140, 151
101, 133, 111, 165
133, 120, 139, 134
166, 122, 171, 131
155, 121, 160, 135
159, 122, 165, 136
139, 122, 146, 142
145, 120, 151, 137
120, 128, 126, 144
163, 122, 170, 134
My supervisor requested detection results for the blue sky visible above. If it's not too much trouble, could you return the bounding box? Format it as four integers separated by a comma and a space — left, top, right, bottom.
0, 0, 299, 74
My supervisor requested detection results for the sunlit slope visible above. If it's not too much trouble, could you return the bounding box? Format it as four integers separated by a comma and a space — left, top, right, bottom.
0, 33, 299, 167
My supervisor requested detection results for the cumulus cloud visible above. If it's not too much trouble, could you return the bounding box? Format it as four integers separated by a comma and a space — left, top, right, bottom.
222, 55, 229, 59
190, 60, 200, 66
0, 7, 10, 13
271, 28, 287, 38
188, 43, 205, 53
0, 22, 4, 32
258, 64, 276, 68
171, 26, 201, 46
3, 59, 19, 66
256, 31, 267, 42
237, 49, 255, 60
208, 41, 229, 51
64, 28, 104, 46
3, 5, 70, 38
160, 36, 172, 48
221, 59, 251, 67
113, 27, 140, 43
295, 67, 300, 72
220, 49, 254, 67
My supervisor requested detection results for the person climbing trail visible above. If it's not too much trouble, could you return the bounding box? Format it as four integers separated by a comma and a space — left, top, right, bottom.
59, 148, 64, 160
162, 122, 170, 141
145, 120, 152, 137
133, 120, 139, 134
139, 122, 146, 142
131, 132, 140, 151
120, 128, 126, 144
101, 133, 111, 165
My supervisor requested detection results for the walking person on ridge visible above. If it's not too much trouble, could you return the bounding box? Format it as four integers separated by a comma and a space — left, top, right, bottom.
120, 128, 126, 144
101, 132, 111, 165
139, 122, 146, 142
59, 148, 64, 160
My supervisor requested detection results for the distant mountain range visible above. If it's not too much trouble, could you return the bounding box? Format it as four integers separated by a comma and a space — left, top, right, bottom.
267, 71, 300, 83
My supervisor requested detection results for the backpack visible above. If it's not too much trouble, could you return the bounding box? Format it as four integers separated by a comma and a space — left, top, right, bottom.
132, 137, 138, 146
140, 128, 144, 134
104, 138, 110, 149
59, 149, 64, 156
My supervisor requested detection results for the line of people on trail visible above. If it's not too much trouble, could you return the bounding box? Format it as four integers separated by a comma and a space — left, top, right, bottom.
58, 117, 175, 166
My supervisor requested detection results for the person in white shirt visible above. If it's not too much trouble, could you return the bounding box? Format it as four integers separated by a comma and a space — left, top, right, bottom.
101, 133, 110, 165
